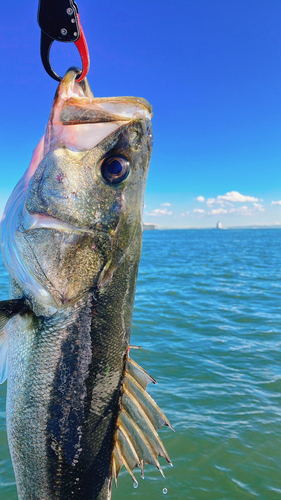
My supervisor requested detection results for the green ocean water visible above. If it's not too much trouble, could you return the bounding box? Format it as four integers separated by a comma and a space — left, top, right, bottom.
0, 228, 281, 499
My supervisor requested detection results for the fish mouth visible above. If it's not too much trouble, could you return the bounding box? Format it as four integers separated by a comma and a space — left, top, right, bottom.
57, 67, 152, 119
60, 96, 152, 125
45, 68, 152, 153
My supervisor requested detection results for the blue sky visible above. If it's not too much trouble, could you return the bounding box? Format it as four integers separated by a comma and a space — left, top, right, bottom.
1, 0, 281, 228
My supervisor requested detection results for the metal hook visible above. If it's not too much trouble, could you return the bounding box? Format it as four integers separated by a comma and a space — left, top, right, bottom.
40, 31, 61, 82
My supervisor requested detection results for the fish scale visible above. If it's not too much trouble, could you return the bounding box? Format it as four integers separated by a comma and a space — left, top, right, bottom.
0, 68, 172, 499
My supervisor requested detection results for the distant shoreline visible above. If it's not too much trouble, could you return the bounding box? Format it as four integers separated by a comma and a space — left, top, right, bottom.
143, 225, 281, 230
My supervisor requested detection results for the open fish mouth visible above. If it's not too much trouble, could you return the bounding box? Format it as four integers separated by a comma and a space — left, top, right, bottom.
44, 67, 152, 154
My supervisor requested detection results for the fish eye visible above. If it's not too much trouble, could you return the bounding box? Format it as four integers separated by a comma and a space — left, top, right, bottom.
101, 156, 130, 184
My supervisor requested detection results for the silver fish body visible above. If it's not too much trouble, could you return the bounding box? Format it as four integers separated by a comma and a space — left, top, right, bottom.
0, 69, 171, 500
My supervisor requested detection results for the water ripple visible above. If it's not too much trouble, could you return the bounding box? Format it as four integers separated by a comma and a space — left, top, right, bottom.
0, 229, 281, 499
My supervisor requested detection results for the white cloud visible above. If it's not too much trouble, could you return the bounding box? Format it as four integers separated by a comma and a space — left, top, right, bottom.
147, 208, 172, 216
196, 196, 205, 202
224, 191, 259, 202
208, 208, 228, 215
186, 211, 190, 214
161, 203, 171, 206
207, 204, 264, 217
207, 191, 259, 206
253, 203, 265, 212
234, 205, 252, 215
193, 209, 205, 214
271, 200, 281, 206
206, 198, 216, 206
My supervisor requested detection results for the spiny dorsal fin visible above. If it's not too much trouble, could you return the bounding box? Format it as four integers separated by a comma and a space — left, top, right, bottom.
111, 350, 174, 487
0, 297, 30, 384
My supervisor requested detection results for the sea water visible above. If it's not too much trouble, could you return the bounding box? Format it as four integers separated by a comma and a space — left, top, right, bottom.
0, 229, 281, 499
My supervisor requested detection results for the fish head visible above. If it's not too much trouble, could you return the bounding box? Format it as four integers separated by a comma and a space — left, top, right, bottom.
2, 69, 153, 310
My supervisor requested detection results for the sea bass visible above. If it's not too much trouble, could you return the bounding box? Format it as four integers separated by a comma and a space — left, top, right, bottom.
0, 68, 172, 500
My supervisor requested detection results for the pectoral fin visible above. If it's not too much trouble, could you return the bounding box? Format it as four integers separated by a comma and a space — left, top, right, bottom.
0, 297, 29, 331
0, 328, 8, 384
112, 349, 174, 487
0, 297, 30, 384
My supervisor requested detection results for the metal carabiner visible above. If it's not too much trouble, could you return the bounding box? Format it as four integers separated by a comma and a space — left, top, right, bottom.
38, 0, 90, 82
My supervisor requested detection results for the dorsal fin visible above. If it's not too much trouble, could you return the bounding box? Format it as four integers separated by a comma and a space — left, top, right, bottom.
111, 349, 174, 487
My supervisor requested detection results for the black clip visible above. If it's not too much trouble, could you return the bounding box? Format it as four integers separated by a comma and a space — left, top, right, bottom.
38, 0, 90, 82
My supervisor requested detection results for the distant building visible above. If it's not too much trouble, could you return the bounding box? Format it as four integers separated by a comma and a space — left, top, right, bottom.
216, 221, 223, 229
143, 223, 159, 230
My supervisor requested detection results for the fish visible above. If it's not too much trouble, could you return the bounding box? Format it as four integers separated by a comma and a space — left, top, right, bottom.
0, 68, 172, 500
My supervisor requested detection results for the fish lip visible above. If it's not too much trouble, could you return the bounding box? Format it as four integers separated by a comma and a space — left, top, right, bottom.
60, 96, 153, 125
